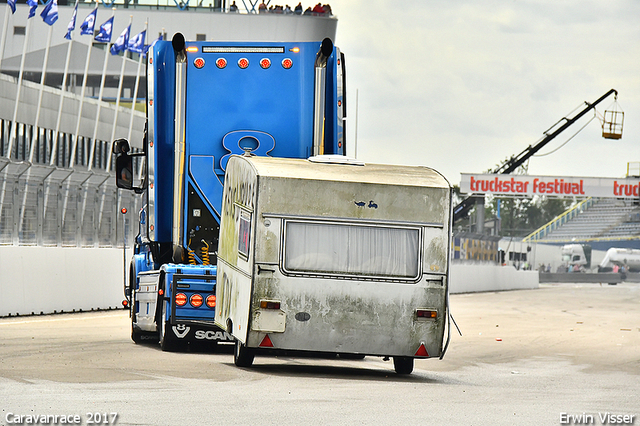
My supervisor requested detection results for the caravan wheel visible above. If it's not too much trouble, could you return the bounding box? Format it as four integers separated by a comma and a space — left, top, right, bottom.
393, 356, 414, 375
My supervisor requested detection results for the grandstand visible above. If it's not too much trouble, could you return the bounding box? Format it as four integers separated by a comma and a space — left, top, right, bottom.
524, 197, 640, 250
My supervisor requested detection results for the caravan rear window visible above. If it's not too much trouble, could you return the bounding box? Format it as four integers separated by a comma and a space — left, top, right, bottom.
283, 220, 421, 280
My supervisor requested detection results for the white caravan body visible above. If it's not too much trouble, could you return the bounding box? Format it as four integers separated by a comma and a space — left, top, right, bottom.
215, 155, 452, 367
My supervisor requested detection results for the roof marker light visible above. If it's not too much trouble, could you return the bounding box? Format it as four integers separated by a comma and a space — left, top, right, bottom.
260, 58, 271, 69
282, 58, 293, 69
186, 46, 198, 52
216, 57, 227, 69
194, 57, 205, 69
289, 47, 300, 53
238, 58, 249, 69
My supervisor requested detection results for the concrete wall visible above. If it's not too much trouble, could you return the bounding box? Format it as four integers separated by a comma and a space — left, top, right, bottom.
0, 247, 539, 317
450, 263, 539, 294
0, 246, 124, 317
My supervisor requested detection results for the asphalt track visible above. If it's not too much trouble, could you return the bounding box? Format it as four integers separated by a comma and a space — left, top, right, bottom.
0, 283, 638, 426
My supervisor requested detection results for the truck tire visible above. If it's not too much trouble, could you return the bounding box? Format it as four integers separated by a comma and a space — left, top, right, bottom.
159, 300, 177, 352
393, 356, 414, 375
234, 340, 255, 367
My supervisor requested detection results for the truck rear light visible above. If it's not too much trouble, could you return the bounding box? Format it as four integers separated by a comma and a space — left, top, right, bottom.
175, 293, 187, 306
281, 58, 293, 69
259, 300, 280, 310
416, 309, 437, 319
190, 294, 204, 308
216, 58, 227, 69
259, 58, 271, 69
206, 295, 216, 308
194, 57, 205, 69
238, 58, 249, 69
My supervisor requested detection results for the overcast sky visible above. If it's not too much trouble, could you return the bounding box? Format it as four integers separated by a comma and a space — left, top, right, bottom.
330, 0, 640, 186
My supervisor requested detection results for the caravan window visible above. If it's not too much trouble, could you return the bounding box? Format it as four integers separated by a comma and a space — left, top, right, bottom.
283, 220, 420, 280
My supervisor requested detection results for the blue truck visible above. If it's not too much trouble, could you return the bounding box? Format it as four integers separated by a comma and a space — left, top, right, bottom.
113, 33, 346, 350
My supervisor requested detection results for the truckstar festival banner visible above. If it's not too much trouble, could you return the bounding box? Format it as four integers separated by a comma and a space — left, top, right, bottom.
460, 173, 640, 199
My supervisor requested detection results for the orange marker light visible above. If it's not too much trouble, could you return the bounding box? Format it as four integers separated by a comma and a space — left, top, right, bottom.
175, 293, 187, 306
206, 295, 216, 308
190, 294, 204, 308
186, 46, 198, 52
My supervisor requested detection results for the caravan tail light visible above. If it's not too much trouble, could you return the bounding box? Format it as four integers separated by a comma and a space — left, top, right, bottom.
416, 309, 437, 319
190, 294, 204, 308
206, 295, 216, 308
175, 293, 187, 306
260, 300, 281, 310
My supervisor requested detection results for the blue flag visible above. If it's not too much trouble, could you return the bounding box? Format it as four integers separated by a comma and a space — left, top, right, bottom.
127, 29, 145, 54
27, 0, 37, 19
143, 35, 163, 57
64, 3, 77, 40
7, 0, 16, 14
80, 8, 97, 36
110, 24, 130, 55
40, 0, 58, 25
94, 16, 113, 43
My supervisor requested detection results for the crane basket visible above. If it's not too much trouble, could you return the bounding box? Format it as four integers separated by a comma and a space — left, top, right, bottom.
602, 102, 624, 139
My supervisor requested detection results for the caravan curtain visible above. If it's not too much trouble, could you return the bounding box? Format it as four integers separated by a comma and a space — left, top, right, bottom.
284, 221, 420, 279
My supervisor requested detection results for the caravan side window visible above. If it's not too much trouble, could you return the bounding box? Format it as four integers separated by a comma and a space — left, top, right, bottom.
238, 210, 251, 260
283, 220, 421, 280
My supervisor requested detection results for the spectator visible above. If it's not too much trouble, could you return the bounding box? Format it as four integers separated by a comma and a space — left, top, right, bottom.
258, 0, 267, 13
294, 2, 302, 14
303, 6, 312, 15
284, 4, 292, 14
312, 2, 324, 14
322, 3, 332, 15
229, 0, 238, 11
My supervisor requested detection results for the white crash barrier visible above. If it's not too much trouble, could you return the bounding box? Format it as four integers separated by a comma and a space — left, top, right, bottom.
450, 263, 539, 294
0, 247, 124, 317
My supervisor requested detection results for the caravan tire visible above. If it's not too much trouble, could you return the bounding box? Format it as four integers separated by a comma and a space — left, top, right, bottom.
234, 340, 255, 368
393, 356, 414, 375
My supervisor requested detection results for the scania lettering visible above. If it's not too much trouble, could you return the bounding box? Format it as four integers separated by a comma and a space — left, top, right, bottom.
113, 33, 346, 350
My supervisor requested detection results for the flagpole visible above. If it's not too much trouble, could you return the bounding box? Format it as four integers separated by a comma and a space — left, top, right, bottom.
7, 17, 33, 159
127, 21, 147, 144
70, 1, 99, 168
88, 8, 117, 172
0, 5, 12, 85
29, 25, 53, 163
51, 0, 79, 166
108, 15, 133, 164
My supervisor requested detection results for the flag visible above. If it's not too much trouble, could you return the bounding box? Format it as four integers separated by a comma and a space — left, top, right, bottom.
7, 0, 16, 14
64, 3, 77, 40
94, 16, 113, 43
143, 35, 163, 57
127, 29, 145, 53
80, 8, 97, 36
27, 0, 37, 19
40, 0, 58, 25
110, 24, 130, 55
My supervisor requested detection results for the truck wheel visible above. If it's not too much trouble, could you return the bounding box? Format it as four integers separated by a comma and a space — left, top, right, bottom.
393, 356, 414, 375
159, 300, 177, 352
234, 340, 255, 367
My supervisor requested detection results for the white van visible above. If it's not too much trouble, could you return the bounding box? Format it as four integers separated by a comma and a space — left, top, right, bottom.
215, 155, 452, 374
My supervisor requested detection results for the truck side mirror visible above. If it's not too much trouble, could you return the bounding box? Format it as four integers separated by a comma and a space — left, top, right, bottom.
116, 153, 134, 190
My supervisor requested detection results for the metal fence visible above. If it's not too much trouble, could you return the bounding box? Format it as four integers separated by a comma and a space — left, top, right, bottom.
0, 119, 142, 248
